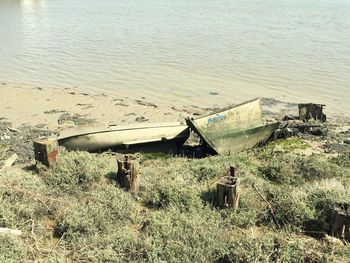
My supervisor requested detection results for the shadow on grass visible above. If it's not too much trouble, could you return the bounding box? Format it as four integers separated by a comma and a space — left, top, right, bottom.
201, 188, 216, 205
105, 171, 117, 181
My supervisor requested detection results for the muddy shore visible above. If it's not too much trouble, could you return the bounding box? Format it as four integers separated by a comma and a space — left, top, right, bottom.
2, 84, 349, 131
1, 84, 350, 165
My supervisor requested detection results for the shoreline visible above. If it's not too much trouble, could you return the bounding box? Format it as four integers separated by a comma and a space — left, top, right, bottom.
2, 83, 349, 132
0, 83, 200, 130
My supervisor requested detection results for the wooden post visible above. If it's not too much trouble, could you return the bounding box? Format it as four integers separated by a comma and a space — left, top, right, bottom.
217, 166, 240, 210
117, 156, 140, 196
330, 204, 350, 241
33, 138, 60, 166
298, 103, 327, 122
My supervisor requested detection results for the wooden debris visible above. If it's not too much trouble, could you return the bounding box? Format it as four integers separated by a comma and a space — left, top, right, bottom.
7, 126, 19, 133
329, 203, 350, 241
216, 166, 240, 210
299, 103, 326, 122
1, 153, 18, 171
0, 227, 22, 236
117, 156, 140, 196
33, 138, 60, 166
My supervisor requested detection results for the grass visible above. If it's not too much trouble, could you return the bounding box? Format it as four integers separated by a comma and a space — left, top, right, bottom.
266, 137, 310, 152
0, 141, 349, 262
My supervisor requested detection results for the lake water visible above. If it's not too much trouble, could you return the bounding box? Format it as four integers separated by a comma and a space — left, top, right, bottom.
1, 0, 349, 115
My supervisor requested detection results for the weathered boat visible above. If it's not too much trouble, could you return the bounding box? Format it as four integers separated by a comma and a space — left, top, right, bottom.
186, 98, 278, 155
58, 122, 190, 153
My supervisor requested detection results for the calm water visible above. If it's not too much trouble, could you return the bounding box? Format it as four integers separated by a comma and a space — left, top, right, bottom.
1, 0, 349, 115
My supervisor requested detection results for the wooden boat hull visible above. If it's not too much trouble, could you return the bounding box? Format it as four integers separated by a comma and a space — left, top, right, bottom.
58, 122, 190, 153
186, 98, 278, 155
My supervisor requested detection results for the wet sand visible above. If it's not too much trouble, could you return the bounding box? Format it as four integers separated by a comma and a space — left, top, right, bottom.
0, 83, 349, 133
0, 84, 208, 130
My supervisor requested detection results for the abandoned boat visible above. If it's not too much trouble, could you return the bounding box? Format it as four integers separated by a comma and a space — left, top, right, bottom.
186, 98, 278, 155
58, 122, 190, 153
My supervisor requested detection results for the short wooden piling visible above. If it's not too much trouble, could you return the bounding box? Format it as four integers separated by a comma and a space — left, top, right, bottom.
298, 103, 327, 122
216, 166, 240, 210
117, 156, 140, 196
33, 138, 60, 166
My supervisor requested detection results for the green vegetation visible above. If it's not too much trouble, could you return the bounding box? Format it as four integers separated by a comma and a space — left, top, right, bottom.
0, 140, 349, 262
266, 137, 310, 152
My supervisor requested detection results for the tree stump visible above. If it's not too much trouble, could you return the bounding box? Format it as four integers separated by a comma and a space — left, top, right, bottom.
33, 138, 60, 167
216, 166, 240, 210
117, 156, 140, 196
298, 103, 326, 122
329, 203, 350, 241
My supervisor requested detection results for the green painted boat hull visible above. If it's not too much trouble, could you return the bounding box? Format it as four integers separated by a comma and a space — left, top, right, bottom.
186, 98, 278, 155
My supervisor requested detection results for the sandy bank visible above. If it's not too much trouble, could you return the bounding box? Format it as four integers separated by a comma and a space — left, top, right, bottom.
1, 84, 349, 133
0, 84, 207, 130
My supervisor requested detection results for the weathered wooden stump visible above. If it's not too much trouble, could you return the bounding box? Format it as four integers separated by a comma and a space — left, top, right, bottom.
117, 156, 140, 196
216, 166, 240, 210
299, 103, 326, 122
33, 138, 60, 166
329, 204, 350, 241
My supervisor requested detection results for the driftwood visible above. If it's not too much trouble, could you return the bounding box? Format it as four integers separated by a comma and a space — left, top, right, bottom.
329, 204, 350, 241
216, 166, 240, 210
0, 227, 22, 236
33, 138, 60, 167
1, 153, 18, 171
117, 156, 140, 196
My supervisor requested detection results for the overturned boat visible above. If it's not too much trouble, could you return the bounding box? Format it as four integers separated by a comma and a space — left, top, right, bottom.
186, 98, 278, 155
58, 122, 190, 153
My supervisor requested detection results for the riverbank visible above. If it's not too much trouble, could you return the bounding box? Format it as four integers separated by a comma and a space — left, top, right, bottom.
1, 84, 350, 262
0, 83, 194, 130
2, 83, 348, 131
